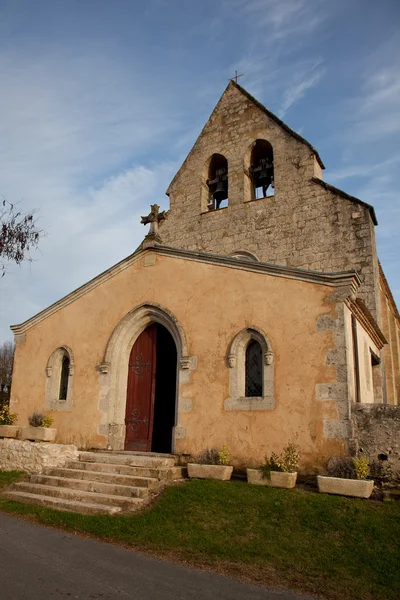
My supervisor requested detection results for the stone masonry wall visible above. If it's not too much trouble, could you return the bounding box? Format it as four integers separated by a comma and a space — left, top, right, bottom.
380, 280, 400, 405
161, 82, 381, 321
0, 439, 78, 473
351, 404, 400, 475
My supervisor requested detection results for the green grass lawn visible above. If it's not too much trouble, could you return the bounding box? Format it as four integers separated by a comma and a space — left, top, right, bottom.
0, 473, 399, 600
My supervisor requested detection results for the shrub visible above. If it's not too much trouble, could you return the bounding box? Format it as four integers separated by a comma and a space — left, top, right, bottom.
282, 443, 300, 472
263, 444, 300, 478
369, 459, 395, 488
353, 456, 370, 480
326, 456, 357, 479
218, 444, 230, 466
197, 448, 220, 465
28, 411, 54, 428
197, 445, 231, 466
0, 406, 17, 425
42, 413, 54, 428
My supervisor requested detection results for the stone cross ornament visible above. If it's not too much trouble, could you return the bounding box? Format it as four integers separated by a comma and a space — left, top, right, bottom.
141, 204, 166, 243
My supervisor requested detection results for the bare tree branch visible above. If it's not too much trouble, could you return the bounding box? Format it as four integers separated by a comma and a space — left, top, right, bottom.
0, 196, 42, 275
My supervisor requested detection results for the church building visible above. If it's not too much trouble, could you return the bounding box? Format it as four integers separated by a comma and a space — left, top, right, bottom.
10, 81, 400, 471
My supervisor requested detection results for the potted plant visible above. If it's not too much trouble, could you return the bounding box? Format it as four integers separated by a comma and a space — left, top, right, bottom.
0, 406, 19, 438
247, 444, 300, 488
187, 445, 233, 480
21, 411, 57, 442
317, 456, 374, 499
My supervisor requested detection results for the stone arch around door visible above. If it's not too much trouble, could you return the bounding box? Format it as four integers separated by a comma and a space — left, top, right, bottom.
98, 303, 191, 451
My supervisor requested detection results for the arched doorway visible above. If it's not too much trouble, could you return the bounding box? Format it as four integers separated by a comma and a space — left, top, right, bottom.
124, 323, 177, 453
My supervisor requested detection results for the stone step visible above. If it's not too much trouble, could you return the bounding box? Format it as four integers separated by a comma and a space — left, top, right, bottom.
98, 450, 177, 459
45, 467, 159, 489
11, 482, 145, 511
30, 474, 151, 498
78, 451, 177, 469
68, 460, 184, 481
4, 490, 122, 515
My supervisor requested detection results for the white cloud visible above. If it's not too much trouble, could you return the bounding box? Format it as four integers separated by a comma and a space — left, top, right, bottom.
278, 62, 325, 117
227, 0, 326, 41
223, 1, 327, 116
0, 42, 180, 341
326, 155, 400, 182
0, 161, 177, 339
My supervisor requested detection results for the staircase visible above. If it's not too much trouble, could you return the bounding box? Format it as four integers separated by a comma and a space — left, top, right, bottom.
4, 451, 185, 515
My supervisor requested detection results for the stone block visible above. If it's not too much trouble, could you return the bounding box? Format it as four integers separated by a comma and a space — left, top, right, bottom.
187, 463, 233, 480
317, 475, 374, 498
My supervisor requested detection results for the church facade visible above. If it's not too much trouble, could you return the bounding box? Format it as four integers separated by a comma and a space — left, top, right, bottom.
9, 82, 399, 471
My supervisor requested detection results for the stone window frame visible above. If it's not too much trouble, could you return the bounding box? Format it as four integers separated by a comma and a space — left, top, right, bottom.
224, 327, 274, 411
45, 346, 75, 411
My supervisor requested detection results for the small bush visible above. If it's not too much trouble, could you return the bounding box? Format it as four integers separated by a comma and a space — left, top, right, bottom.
28, 411, 53, 428
218, 444, 230, 466
263, 444, 300, 478
0, 406, 17, 426
327, 457, 357, 479
42, 413, 54, 428
369, 459, 395, 488
197, 445, 231, 466
28, 411, 44, 427
353, 456, 370, 480
197, 448, 220, 465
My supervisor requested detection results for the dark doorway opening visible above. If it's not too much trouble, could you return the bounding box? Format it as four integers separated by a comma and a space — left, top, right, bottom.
151, 324, 177, 453
124, 323, 177, 453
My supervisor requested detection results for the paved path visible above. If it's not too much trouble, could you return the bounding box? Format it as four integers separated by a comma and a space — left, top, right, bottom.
0, 513, 317, 600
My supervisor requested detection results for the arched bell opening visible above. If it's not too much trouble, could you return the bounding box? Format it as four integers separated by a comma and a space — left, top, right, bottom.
124, 323, 177, 453
249, 140, 274, 199
206, 153, 228, 210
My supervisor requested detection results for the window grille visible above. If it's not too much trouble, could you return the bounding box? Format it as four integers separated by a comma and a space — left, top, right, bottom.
59, 356, 70, 400
245, 340, 263, 397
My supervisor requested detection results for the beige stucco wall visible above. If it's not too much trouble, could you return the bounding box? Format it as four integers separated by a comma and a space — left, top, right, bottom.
344, 305, 380, 404
11, 250, 350, 471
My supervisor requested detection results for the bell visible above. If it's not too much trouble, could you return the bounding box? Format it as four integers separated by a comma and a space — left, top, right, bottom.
255, 164, 272, 189
213, 180, 228, 203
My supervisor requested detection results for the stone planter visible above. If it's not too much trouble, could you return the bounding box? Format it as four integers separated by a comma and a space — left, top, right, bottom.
317, 476, 374, 499
21, 427, 57, 443
247, 469, 297, 488
270, 471, 297, 488
187, 463, 233, 480
247, 468, 271, 486
0, 425, 20, 439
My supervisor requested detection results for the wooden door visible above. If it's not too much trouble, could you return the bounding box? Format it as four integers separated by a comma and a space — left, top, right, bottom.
125, 325, 157, 451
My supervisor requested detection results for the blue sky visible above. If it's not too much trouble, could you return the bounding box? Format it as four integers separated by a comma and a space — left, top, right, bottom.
0, 0, 399, 341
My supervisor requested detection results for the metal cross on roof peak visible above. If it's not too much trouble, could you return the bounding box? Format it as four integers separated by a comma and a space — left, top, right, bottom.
230, 70, 244, 84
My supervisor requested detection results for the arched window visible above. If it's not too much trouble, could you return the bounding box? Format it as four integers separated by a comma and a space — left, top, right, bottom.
59, 356, 70, 400
45, 346, 74, 410
206, 153, 228, 210
249, 140, 274, 199
245, 340, 263, 397
225, 327, 274, 411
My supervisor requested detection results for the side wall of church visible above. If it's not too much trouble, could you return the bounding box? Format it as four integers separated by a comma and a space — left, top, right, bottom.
160, 84, 381, 321
10, 251, 355, 471
380, 271, 400, 405
343, 305, 382, 404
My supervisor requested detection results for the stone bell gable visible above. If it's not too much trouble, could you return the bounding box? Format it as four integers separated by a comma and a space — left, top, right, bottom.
160, 80, 380, 320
